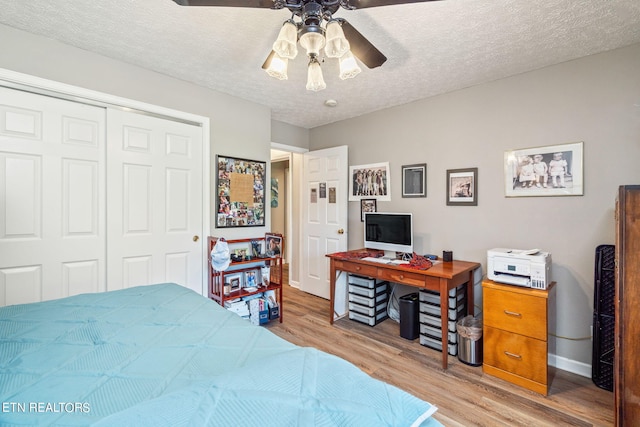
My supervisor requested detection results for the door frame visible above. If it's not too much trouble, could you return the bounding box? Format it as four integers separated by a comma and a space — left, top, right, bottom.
0, 68, 211, 294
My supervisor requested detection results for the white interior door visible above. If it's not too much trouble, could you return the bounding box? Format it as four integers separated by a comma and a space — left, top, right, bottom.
301, 146, 348, 306
0, 87, 106, 305
106, 108, 204, 294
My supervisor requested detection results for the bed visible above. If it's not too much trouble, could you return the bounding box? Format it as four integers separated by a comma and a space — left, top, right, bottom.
0, 283, 441, 426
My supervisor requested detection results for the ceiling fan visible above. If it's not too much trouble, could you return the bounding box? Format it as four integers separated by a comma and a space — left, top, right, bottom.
173, 0, 441, 91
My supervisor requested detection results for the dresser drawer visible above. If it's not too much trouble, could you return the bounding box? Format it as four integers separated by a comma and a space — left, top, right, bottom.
333, 260, 377, 277
483, 326, 547, 385
483, 286, 547, 340
378, 269, 437, 288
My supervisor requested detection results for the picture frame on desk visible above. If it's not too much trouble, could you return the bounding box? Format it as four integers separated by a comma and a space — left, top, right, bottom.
504, 141, 583, 197
446, 168, 478, 206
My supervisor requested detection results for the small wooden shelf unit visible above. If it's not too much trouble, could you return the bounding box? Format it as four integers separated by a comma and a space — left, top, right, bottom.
207, 236, 284, 323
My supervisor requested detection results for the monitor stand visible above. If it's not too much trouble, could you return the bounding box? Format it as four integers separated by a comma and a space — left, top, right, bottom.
382, 250, 397, 260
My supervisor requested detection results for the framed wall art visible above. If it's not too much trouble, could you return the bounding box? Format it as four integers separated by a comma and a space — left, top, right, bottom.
348, 162, 391, 201
446, 168, 478, 206
216, 155, 266, 228
504, 141, 583, 197
360, 198, 377, 221
402, 163, 426, 198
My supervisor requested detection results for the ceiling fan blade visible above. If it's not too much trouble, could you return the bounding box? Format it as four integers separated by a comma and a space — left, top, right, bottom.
345, 0, 442, 9
261, 50, 276, 70
172, 0, 277, 7
340, 20, 387, 69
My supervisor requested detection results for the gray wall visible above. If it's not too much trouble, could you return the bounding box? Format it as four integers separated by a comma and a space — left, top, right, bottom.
0, 24, 273, 241
309, 42, 640, 367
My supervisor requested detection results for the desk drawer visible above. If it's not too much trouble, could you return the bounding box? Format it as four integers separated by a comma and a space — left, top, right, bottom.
334, 260, 377, 277
483, 287, 547, 340
379, 269, 434, 288
483, 326, 547, 384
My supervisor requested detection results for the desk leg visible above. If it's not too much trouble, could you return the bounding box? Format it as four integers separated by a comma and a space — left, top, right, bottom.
467, 270, 475, 316
439, 278, 449, 369
329, 259, 336, 325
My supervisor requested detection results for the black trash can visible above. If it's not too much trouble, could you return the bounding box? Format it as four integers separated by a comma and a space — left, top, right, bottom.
399, 293, 419, 340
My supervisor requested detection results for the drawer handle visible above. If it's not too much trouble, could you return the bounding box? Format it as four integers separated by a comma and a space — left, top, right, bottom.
504, 351, 522, 360
355, 266, 361, 271
503, 310, 522, 318
399, 275, 404, 280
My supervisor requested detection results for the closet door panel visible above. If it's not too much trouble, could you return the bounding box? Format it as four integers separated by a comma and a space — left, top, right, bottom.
0, 87, 106, 305
106, 109, 203, 295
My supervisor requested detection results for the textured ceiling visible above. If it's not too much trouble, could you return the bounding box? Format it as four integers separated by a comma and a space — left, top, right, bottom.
1, 0, 639, 129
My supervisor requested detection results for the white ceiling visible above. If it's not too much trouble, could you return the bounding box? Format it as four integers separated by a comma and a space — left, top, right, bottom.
1, 0, 639, 129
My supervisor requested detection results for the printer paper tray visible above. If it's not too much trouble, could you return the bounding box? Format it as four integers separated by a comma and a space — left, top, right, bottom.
491, 273, 530, 287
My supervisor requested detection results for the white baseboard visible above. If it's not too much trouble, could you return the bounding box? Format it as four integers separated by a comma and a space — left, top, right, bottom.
549, 353, 591, 378
289, 280, 300, 289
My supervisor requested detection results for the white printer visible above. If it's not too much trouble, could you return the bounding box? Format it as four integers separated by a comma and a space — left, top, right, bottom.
487, 248, 552, 290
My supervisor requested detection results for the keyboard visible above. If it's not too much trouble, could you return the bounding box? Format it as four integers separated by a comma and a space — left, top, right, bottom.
361, 256, 391, 263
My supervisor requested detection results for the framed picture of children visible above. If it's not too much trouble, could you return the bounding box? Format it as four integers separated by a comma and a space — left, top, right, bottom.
446, 168, 478, 206
504, 141, 584, 197
264, 233, 283, 258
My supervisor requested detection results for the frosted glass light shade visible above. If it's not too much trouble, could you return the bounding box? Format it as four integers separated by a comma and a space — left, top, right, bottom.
324, 20, 350, 58
306, 59, 326, 91
299, 31, 325, 56
339, 51, 361, 80
272, 21, 298, 59
265, 53, 288, 80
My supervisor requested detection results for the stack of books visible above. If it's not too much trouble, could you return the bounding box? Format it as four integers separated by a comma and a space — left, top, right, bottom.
224, 298, 249, 319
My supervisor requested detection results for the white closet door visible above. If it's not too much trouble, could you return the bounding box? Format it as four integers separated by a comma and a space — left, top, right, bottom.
0, 87, 106, 305
106, 108, 204, 295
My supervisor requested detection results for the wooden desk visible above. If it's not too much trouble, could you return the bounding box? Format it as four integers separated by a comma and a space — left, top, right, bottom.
327, 251, 480, 369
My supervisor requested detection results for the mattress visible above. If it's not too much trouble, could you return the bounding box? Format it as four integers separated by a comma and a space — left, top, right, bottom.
0, 283, 440, 426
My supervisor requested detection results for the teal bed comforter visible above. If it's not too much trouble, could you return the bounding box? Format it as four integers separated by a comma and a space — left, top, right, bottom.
0, 283, 440, 426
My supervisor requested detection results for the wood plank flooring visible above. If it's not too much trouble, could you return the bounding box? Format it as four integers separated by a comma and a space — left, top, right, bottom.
265, 276, 614, 426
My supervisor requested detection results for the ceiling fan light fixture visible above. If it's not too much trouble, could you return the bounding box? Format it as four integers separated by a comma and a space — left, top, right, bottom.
299, 25, 325, 57
338, 51, 361, 80
272, 20, 298, 59
306, 56, 326, 92
324, 20, 350, 58
265, 53, 289, 80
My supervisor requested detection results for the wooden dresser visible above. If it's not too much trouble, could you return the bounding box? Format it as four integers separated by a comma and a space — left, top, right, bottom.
615, 185, 640, 426
482, 279, 554, 395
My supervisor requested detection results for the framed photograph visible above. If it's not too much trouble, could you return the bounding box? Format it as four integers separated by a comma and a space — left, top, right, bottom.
224, 272, 243, 291
243, 269, 260, 289
402, 163, 427, 198
264, 233, 283, 258
348, 162, 391, 201
360, 199, 377, 221
504, 141, 583, 197
446, 168, 478, 206
216, 155, 266, 228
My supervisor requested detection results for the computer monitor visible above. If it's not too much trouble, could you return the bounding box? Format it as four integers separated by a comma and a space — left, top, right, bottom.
364, 212, 413, 258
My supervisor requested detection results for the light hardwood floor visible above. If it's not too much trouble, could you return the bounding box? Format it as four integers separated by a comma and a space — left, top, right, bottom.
265, 276, 614, 426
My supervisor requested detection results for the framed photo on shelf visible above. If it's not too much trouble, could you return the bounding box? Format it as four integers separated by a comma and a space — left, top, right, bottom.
243, 269, 260, 289
360, 198, 377, 221
446, 168, 478, 206
216, 155, 266, 228
264, 233, 283, 258
224, 272, 243, 291
402, 163, 426, 198
348, 162, 391, 201
504, 141, 583, 197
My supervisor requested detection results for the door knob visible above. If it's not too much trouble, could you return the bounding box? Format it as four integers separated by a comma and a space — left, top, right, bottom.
337, 229, 344, 234
193, 235, 200, 242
